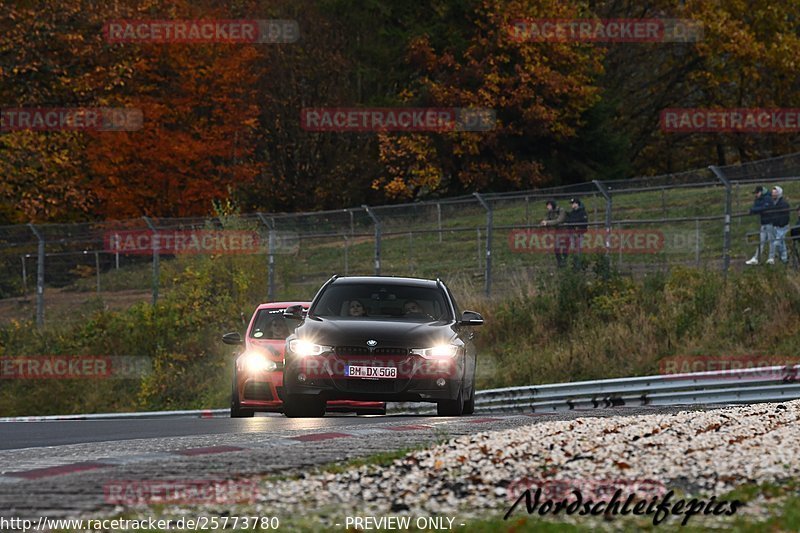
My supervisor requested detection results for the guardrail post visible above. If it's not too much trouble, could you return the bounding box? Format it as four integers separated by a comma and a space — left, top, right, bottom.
27, 224, 45, 327
592, 180, 612, 255
363, 205, 381, 275
473, 193, 493, 296
142, 217, 159, 305
256, 213, 276, 301
709, 165, 731, 275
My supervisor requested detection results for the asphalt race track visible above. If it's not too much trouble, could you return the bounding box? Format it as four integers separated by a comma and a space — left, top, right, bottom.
0, 406, 707, 522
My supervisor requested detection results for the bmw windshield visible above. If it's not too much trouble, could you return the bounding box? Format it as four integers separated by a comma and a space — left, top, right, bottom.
309, 283, 452, 321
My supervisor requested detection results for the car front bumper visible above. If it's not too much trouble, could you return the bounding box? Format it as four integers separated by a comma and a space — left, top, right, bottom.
284, 354, 464, 403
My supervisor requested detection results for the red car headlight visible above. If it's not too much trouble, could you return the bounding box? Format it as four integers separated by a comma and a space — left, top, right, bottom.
241, 350, 277, 373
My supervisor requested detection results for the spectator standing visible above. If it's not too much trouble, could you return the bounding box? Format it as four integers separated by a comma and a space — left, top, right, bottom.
540, 199, 567, 268
564, 197, 589, 269
790, 206, 800, 267
768, 186, 791, 265
745, 185, 774, 265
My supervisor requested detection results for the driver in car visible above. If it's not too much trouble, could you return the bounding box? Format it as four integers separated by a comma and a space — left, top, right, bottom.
403, 300, 422, 314
265, 318, 290, 339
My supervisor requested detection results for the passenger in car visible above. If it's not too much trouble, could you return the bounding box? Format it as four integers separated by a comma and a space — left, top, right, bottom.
348, 300, 366, 316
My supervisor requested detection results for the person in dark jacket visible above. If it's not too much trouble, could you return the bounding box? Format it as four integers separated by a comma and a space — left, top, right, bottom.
540, 200, 567, 267
768, 186, 791, 264
790, 205, 800, 268
564, 197, 589, 269
746, 186, 774, 265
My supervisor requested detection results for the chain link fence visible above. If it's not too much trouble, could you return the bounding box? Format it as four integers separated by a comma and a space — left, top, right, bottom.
3, 152, 800, 327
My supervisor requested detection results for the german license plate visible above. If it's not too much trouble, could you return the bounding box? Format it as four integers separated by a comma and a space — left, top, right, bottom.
345, 365, 397, 379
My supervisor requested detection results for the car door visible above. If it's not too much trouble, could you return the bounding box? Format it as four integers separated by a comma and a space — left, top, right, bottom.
444, 284, 477, 390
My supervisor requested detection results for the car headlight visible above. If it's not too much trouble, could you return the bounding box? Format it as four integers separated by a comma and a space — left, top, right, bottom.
289, 339, 331, 357
241, 351, 277, 373
411, 344, 460, 358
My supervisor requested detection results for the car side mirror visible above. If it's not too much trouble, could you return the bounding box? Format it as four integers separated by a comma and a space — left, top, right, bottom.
222, 331, 243, 345
284, 304, 305, 320
460, 310, 484, 326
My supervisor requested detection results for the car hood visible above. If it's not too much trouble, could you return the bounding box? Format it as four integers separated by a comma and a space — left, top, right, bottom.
245, 338, 285, 358
295, 317, 457, 348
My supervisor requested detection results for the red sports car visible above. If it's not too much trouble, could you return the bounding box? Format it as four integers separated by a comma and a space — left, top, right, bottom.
222, 302, 386, 417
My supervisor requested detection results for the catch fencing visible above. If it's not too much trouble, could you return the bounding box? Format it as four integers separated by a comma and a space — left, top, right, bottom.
3, 152, 800, 326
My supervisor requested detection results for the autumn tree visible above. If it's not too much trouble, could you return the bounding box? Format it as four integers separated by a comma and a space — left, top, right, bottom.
0, 0, 140, 221
372, 0, 606, 199
595, 0, 800, 174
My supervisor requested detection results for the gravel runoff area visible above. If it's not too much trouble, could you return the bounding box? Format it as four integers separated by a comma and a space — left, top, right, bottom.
138, 400, 800, 530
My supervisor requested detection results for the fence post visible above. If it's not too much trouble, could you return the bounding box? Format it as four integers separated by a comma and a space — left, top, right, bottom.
363, 205, 381, 275
709, 165, 731, 275
477, 227, 481, 270
473, 192, 493, 297
349, 209, 355, 237
21, 255, 28, 294
343, 235, 349, 275
437, 202, 442, 243
142, 217, 159, 305
114, 233, 120, 270
256, 213, 276, 301
592, 180, 612, 255
524, 196, 530, 226
695, 218, 701, 267
27, 224, 45, 327
95, 251, 101, 293
408, 231, 414, 271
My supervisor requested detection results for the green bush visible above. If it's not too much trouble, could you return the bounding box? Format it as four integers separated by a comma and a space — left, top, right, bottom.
474, 266, 800, 389
2, 259, 800, 416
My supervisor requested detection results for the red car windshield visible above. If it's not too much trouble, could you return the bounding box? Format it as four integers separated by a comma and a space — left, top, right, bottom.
249, 309, 294, 339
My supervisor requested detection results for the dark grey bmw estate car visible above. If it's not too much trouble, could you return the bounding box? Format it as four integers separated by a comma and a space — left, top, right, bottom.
281, 275, 483, 417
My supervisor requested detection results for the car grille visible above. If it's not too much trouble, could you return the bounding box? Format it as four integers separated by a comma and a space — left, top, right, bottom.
243, 382, 274, 401
335, 346, 409, 356
336, 379, 403, 394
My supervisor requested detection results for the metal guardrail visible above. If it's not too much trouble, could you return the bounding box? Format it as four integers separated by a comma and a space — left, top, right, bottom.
3, 366, 799, 420
0, 408, 228, 423
393, 365, 800, 415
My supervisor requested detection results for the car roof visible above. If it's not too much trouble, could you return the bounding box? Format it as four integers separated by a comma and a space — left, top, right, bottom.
330, 276, 440, 288
254, 301, 310, 311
